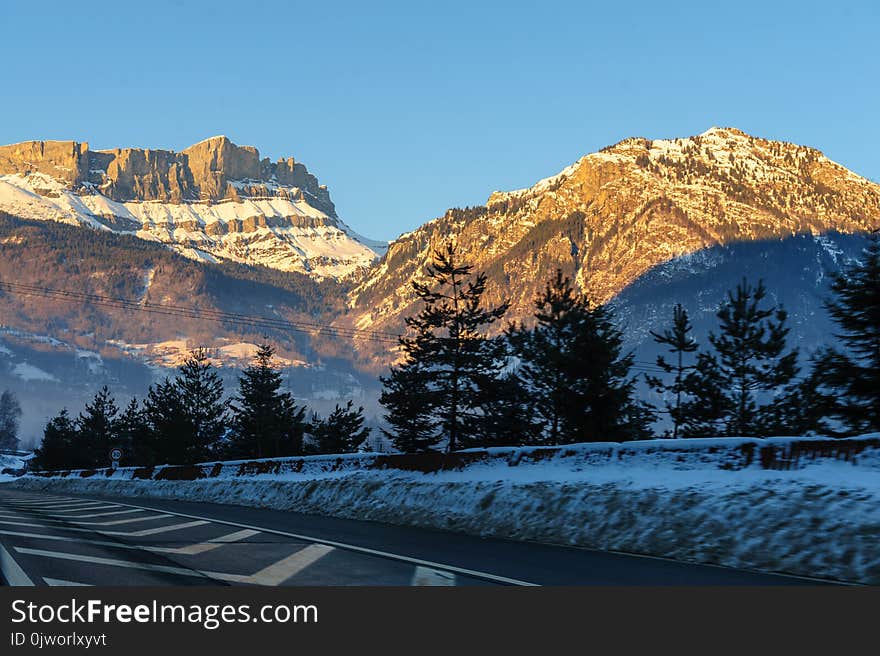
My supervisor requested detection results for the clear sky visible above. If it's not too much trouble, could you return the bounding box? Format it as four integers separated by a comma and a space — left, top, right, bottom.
1, 0, 877, 241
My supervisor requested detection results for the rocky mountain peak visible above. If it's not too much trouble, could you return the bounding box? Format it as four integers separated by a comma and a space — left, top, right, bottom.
345, 127, 880, 366
0, 136, 381, 278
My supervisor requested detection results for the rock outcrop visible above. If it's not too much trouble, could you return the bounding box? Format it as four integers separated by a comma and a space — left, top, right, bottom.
0, 136, 379, 278
0, 140, 88, 186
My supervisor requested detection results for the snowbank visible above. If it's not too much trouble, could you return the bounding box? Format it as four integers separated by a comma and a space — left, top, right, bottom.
9, 435, 880, 584
0, 453, 28, 482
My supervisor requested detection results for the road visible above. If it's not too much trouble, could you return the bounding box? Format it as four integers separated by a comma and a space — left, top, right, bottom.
0, 488, 822, 586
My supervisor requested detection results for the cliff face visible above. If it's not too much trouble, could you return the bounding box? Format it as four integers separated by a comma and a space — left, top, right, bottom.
0, 140, 88, 186
0, 136, 379, 278
346, 127, 880, 364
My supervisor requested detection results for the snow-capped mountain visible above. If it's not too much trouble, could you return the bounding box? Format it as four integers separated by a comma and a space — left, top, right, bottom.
1, 127, 879, 435
345, 127, 880, 364
0, 136, 383, 279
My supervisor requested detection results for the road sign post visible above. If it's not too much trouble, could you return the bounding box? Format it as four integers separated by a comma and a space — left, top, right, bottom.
109, 447, 123, 469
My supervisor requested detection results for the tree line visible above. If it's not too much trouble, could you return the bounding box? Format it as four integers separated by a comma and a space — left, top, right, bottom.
31, 345, 370, 470
29, 232, 880, 467
380, 235, 880, 451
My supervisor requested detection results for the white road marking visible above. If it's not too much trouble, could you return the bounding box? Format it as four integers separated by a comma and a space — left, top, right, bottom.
114, 520, 212, 537
0, 512, 171, 526
45, 509, 144, 519
41, 506, 125, 514
73, 514, 172, 526
14, 547, 210, 580
412, 566, 456, 586
0, 542, 34, 586
0, 517, 209, 537
151, 529, 260, 555
0, 528, 258, 556
43, 577, 92, 586
91, 499, 539, 586
11, 501, 111, 509
206, 544, 334, 585
3, 493, 539, 586
15, 542, 328, 586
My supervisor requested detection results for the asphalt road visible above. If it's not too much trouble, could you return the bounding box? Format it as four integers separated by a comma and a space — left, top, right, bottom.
0, 488, 823, 586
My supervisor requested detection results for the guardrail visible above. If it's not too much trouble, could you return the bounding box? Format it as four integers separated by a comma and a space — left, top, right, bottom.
24, 434, 880, 482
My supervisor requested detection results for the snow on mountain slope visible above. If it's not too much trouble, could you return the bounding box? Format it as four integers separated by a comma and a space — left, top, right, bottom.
0, 137, 382, 279
345, 127, 880, 366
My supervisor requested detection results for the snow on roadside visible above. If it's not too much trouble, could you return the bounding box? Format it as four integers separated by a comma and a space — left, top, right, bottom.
9, 435, 880, 583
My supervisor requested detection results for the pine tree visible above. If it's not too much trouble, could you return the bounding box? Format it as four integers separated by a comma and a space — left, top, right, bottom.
685, 279, 798, 437
142, 350, 227, 465
508, 269, 653, 444
77, 386, 119, 467
812, 233, 880, 433
473, 370, 542, 447
680, 353, 731, 437
0, 390, 22, 451
175, 348, 227, 461
32, 409, 79, 470
115, 398, 151, 466
309, 401, 371, 454
143, 377, 190, 465
645, 304, 698, 438
229, 344, 306, 459
381, 241, 509, 452
379, 357, 439, 453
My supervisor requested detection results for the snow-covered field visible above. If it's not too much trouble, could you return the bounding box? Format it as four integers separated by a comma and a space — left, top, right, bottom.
9, 436, 880, 583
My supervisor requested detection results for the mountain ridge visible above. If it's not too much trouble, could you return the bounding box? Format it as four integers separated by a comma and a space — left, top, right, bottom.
0, 136, 382, 279
343, 126, 880, 365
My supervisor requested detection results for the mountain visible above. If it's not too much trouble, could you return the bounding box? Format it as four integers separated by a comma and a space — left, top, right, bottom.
345, 127, 880, 365
0, 126, 879, 439
0, 213, 377, 442
0, 136, 383, 279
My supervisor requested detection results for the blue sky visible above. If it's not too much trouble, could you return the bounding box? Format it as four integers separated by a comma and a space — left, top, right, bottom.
1, 1, 877, 240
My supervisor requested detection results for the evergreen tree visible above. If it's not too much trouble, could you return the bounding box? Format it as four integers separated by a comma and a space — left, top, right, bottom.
309, 401, 371, 454
115, 398, 151, 466
143, 349, 227, 464
679, 352, 731, 437
379, 358, 440, 453
645, 304, 698, 438
77, 386, 119, 467
0, 390, 22, 451
143, 377, 190, 464
229, 344, 306, 458
684, 279, 798, 437
381, 241, 509, 452
176, 348, 227, 461
32, 409, 79, 470
508, 269, 653, 444
473, 370, 542, 447
813, 233, 880, 434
